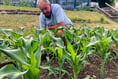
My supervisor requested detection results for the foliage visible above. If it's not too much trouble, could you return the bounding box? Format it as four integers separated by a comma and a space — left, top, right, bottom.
18, 1, 31, 7
97, 0, 115, 8
100, 16, 104, 23
0, 25, 118, 79
3, 0, 12, 6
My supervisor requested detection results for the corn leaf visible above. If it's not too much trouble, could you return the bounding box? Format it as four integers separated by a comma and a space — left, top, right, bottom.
0, 64, 27, 79
0, 48, 28, 65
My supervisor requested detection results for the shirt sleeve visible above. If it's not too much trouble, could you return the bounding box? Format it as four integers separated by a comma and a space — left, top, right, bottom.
55, 5, 65, 23
40, 13, 46, 29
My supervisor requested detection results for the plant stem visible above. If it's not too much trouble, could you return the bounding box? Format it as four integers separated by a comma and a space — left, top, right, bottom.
73, 67, 78, 79
100, 61, 105, 79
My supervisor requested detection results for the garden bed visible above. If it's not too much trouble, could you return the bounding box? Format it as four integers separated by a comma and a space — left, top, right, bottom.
40, 55, 118, 79
0, 25, 118, 79
0, 10, 40, 15
96, 3, 118, 22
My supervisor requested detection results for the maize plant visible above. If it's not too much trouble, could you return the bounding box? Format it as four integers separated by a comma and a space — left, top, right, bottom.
0, 25, 118, 79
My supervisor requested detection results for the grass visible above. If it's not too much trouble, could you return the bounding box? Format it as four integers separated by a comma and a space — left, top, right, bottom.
0, 14, 39, 32
0, 5, 40, 11
65, 10, 118, 29
0, 5, 118, 33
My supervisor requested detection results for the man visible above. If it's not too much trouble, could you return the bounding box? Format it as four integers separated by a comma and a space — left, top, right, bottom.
37, 0, 73, 31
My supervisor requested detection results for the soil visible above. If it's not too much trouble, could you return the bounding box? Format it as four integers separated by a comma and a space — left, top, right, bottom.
1, 55, 118, 79
40, 55, 118, 79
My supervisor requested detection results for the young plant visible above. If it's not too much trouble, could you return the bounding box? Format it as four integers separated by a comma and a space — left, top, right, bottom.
95, 37, 112, 79
65, 40, 88, 79
0, 36, 43, 79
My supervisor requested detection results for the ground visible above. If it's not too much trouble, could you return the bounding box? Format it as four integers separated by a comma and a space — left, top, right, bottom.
40, 55, 118, 79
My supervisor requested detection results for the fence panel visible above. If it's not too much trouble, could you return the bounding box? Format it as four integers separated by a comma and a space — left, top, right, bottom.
49, 0, 91, 10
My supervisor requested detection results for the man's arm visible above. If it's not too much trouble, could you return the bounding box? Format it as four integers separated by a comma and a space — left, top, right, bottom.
40, 13, 46, 29
47, 21, 64, 30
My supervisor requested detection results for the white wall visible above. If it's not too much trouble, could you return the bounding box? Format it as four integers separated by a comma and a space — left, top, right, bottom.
115, 2, 118, 8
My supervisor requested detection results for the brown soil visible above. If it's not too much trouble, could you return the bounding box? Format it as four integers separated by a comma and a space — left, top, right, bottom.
1, 56, 118, 79
0, 61, 16, 68
40, 55, 118, 79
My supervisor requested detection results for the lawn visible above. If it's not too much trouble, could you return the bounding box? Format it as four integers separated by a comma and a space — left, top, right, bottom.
0, 5, 40, 11
0, 5, 118, 32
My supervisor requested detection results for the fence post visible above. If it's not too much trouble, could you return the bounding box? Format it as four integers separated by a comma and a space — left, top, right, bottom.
34, 0, 37, 7
87, 0, 91, 6
74, 0, 77, 9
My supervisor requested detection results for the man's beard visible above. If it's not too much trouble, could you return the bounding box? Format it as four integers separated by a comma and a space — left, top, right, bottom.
44, 12, 51, 19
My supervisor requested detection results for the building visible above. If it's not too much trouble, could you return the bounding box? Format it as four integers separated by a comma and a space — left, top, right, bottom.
50, 0, 91, 10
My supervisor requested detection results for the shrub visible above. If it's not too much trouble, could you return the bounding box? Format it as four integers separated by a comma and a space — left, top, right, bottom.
3, 0, 12, 6
97, 0, 115, 8
100, 16, 104, 23
18, 1, 31, 7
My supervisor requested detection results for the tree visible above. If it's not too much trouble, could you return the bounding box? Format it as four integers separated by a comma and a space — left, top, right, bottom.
97, 0, 115, 8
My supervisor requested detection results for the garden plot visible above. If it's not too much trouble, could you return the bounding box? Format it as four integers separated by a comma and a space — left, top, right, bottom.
0, 25, 118, 79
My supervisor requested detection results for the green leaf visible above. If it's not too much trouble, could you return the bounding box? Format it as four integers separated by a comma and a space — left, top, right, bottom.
51, 36, 64, 48
22, 65, 40, 79
57, 48, 63, 62
35, 44, 42, 68
67, 41, 76, 62
87, 40, 100, 47
0, 48, 28, 65
0, 64, 27, 79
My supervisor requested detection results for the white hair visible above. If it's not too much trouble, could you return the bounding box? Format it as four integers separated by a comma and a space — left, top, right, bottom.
37, 0, 50, 5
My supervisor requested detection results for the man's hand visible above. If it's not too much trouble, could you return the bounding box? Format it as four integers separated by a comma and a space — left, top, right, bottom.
47, 22, 64, 30
57, 29, 63, 36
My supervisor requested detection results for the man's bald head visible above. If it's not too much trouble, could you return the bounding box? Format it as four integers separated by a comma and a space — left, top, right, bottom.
37, 0, 50, 5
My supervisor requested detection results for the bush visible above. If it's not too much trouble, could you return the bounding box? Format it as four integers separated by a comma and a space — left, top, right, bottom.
97, 0, 115, 8
18, 1, 31, 7
70, 17, 86, 22
79, 7, 94, 11
106, 0, 115, 7
3, 0, 12, 6
100, 16, 104, 23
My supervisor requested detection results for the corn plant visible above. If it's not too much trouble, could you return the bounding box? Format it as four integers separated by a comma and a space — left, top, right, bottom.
0, 27, 24, 48
109, 28, 118, 60
95, 36, 112, 79
112, 35, 118, 59
0, 64, 27, 79
0, 36, 42, 79
0, 28, 52, 79
64, 40, 88, 79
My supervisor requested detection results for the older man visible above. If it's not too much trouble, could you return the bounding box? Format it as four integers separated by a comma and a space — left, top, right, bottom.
37, 0, 73, 30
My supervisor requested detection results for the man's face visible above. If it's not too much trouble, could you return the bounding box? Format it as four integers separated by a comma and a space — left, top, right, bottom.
38, 1, 51, 17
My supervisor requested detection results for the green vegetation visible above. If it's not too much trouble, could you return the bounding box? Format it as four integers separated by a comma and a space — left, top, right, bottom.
0, 5, 39, 11
0, 5, 118, 31
100, 16, 104, 23
0, 25, 117, 79
3, 0, 12, 6
97, 0, 115, 7
0, 5, 118, 79
18, 1, 31, 7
